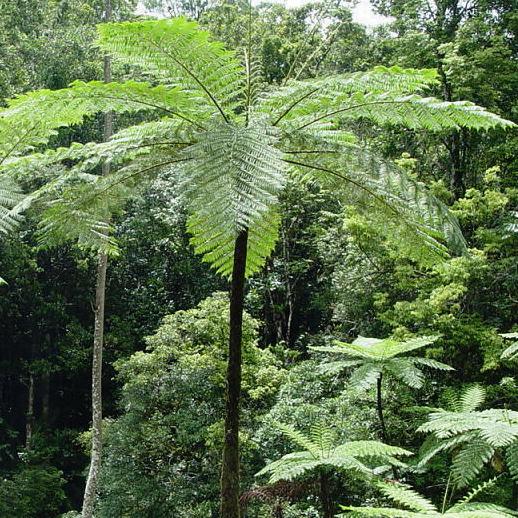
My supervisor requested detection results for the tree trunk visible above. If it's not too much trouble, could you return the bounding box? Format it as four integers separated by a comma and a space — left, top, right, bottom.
41, 370, 50, 425
81, 253, 108, 518
220, 229, 248, 518
81, 2, 112, 516
376, 373, 388, 444
25, 373, 34, 450
319, 472, 334, 518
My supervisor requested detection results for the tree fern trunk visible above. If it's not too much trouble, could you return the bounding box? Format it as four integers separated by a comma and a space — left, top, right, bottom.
319, 472, 334, 518
81, 2, 112, 516
377, 374, 388, 444
220, 229, 248, 518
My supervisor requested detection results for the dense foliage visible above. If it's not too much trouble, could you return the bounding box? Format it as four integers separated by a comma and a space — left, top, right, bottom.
0, 1, 516, 517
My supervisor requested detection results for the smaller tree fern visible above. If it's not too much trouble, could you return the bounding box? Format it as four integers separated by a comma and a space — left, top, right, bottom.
256, 422, 412, 518
417, 385, 518, 488
310, 335, 453, 442
339, 478, 517, 517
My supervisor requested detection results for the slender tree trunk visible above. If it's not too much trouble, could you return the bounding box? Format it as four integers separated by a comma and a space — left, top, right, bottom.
81, 2, 112, 516
25, 373, 34, 450
319, 472, 334, 518
220, 229, 248, 518
41, 370, 50, 424
376, 373, 388, 444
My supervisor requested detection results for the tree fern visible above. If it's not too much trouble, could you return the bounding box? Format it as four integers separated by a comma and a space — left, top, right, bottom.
310, 334, 451, 443
311, 334, 452, 386
339, 480, 517, 518
256, 422, 412, 484
417, 386, 518, 487
2, 17, 514, 516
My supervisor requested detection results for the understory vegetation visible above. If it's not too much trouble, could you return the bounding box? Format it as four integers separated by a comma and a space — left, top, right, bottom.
0, 1, 516, 517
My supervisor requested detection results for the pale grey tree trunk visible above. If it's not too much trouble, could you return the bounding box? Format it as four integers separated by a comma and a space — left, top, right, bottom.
81, 1, 112, 516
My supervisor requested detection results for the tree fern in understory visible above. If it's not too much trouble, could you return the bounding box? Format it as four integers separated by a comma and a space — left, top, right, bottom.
310, 335, 453, 442
0, 16, 514, 517
256, 422, 412, 518
417, 386, 518, 487
339, 478, 517, 517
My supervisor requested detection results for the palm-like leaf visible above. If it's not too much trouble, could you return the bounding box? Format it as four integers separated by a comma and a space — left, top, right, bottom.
256, 422, 412, 484
500, 333, 518, 361
310, 335, 450, 390
417, 386, 518, 486
339, 480, 517, 518
97, 18, 245, 118
179, 120, 285, 276
1, 19, 514, 276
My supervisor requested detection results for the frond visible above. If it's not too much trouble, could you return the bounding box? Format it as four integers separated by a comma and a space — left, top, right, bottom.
451, 438, 495, 487
258, 66, 441, 125
386, 359, 425, 389
500, 333, 518, 361
293, 95, 515, 132
338, 506, 421, 517
36, 151, 178, 254
309, 422, 336, 458
505, 441, 518, 480
97, 18, 245, 119
335, 441, 413, 461
0, 175, 24, 234
453, 477, 500, 507
377, 481, 437, 513
0, 81, 193, 157
348, 362, 382, 390
458, 386, 487, 413
478, 421, 518, 448
318, 359, 364, 375
285, 150, 467, 258
418, 412, 483, 437
37, 176, 124, 255
255, 451, 322, 483
274, 422, 320, 459
417, 433, 471, 468
2, 118, 191, 179
447, 503, 518, 517
384, 336, 441, 357
179, 120, 286, 277
411, 357, 455, 371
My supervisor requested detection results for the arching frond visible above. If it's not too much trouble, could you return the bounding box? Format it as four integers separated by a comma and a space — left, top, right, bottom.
256, 422, 410, 485
377, 481, 437, 513
259, 66, 441, 125
97, 18, 245, 119
451, 439, 495, 487
179, 120, 286, 277
500, 333, 518, 361
0, 81, 194, 158
338, 480, 516, 518
0, 175, 24, 235
2, 118, 191, 180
